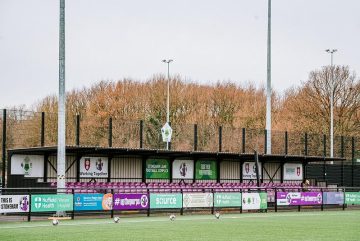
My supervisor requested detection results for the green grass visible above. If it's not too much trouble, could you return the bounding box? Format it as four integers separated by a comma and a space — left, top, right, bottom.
1, 211, 360, 241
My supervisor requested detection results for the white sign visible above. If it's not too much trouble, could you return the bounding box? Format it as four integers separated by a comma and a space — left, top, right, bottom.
173, 160, 194, 179
283, 163, 303, 180
11, 155, 44, 177
183, 193, 213, 208
80, 157, 108, 178
161, 122, 173, 142
242, 193, 266, 210
242, 162, 262, 180
0, 195, 30, 213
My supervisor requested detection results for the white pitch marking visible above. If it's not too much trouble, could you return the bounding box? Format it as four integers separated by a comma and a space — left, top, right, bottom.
0, 211, 356, 230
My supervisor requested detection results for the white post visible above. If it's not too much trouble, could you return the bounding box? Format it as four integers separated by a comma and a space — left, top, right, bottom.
57, 0, 66, 194
162, 59, 173, 150
266, 0, 272, 154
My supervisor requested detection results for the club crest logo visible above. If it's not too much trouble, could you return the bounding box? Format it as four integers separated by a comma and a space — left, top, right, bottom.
245, 163, 250, 173
34, 197, 42, 209
84, 158, 91, 171
19, 196, 29, 211
297, 167, 301, 176
21, 156, 32, 175
96, 158, 103, 171
140, 195, 148, 208
179, 163, 187, 177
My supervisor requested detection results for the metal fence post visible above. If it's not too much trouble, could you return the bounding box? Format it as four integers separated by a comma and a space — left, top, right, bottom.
323, 134, 327, 157
194, 124, 198, 151
242, 128, 246, 153
76, 114, 80, 146
218, 126, 222, 152
2, 109, 6, 188
139, 120, 143, 148
264, 129, 267, 154
108, 117, 112, 147
341, 136, 344, 186
41, 112, 45, 146
352, 137, 355, 186
285, 131, 288, 155
304, 132, 308, 156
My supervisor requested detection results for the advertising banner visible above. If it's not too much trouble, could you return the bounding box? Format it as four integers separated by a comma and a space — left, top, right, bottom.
74, 193, 113, 211
323, 192, 344, 205
276, 192, 322, 206
345, 192, 360, 205
283, 163, 303, 181
0, 195, 30, 213
214, 193, 242, 207
183, 193, 213, 208
172, 160, 194, 179
11, 155, 44, 177
145, 159, 170, 179
79, 157, 108, 178
31, 194, 73, 212
242, 162, 262, 180
195, 160, 217, 180
242, 193, 267, 210
113, 194, 149, 210
150, 193, 182, 209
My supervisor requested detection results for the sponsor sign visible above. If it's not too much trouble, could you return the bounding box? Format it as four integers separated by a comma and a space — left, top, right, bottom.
0, 195, 30, 213
74, 193, 113, 211
145, 159, 170, 179
150, 193, 182, 209
214, 193, 242, 207
195, 160, 217, 180
276, 192, 322, 206
242, 193, 267, 210
31, 194, 73, 212
242, 162, 262, 180
113, 194, 149, 210
283, 163, 303, 181
345, 192, 360, 205
11, 155, 44, 177
183, 193, 213, 208
80, 157, 108, 178
173, 160, 194, 179
323, 192, 344, 205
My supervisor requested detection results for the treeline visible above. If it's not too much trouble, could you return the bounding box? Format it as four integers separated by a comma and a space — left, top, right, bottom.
1, 65, 359, 153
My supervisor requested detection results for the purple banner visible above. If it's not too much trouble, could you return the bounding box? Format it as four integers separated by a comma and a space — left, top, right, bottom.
323, 192, 344, 205
113, 193, 149, 210
277, 192, 322, 206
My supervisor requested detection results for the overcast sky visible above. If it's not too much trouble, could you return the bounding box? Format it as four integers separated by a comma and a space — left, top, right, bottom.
0, 0, 359, 108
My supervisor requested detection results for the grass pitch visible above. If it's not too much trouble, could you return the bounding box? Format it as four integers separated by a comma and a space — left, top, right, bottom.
1, 211, 359, 241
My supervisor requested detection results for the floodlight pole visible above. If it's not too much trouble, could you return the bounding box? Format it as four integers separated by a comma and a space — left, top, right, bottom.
162, 59, 173, 150
325, 49, 337, 158
266, 0, 272, 154
57, 0, 66, 195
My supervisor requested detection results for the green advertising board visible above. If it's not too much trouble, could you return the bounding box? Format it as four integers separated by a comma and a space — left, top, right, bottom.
150, 193, 182, 209
31, 194, 73, 212
214, 193, 242, 207
195, 160, 217, 180
345, 192, 360, 205
146, 159, 170, 179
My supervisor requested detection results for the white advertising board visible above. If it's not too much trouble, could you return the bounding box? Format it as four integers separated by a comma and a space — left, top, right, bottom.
242, 162, 262, 180
11, 155, 44, 177
80, 157, 108, 178
173, 160, 194, 179
283, 163, 303, 181
183, 193, 213, 208
0, 195, 30, 213
242, 193, 267, 210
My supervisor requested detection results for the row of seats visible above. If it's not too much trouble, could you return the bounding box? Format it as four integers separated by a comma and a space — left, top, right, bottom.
49, 181, 313, 194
